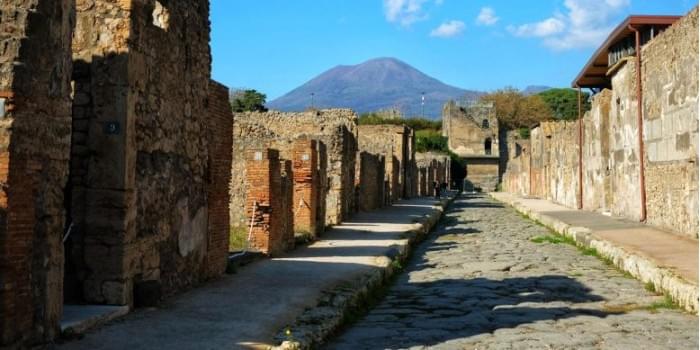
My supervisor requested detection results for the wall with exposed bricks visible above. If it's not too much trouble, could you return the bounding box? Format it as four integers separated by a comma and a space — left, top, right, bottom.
0, 1, 73, 347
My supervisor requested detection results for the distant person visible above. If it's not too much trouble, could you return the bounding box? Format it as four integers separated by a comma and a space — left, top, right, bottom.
433, 181, 440, 199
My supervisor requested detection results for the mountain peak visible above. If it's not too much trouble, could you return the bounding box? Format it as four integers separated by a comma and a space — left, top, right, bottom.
268, 58, 482, 119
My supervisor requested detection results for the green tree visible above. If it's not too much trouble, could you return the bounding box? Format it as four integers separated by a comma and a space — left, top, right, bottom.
358, 113, 442, 131
479, 87, 554, 129
538, 88, 591, 120
231, 89, 268, 112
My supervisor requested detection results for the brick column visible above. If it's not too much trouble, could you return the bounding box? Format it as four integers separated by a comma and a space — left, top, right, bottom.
245, 149, 284, 256
292, 139, 318, 238
205, 81, 232, 278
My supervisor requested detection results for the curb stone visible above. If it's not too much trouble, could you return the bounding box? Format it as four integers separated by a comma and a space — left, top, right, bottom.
270, 194, 457, 350
490, 193, 699, 314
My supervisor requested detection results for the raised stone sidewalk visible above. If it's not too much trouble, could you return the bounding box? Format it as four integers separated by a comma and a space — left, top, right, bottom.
57, 193, 456, 350
491, 192, 698, 314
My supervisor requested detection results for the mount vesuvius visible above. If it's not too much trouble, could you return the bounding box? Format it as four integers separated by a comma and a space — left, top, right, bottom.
266, 58, 482, 119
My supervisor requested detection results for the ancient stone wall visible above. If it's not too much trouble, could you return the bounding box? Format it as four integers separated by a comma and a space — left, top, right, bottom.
608, 62, 642, 220
543, 121, 580, 208
416, 152, 449, 195
66, 0, 218, 307
501, 132, 531, 196
501, 8, 698, 238
0, 1, 74, 347
357, 152, 386, 211
442, 101, 500, 157
233, 110, 357, 228
357, 124, 415, 202
582, 90, 612, 212
641, 8, 699, 237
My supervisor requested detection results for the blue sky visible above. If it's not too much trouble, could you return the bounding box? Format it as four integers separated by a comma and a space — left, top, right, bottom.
211, 0, 695, 100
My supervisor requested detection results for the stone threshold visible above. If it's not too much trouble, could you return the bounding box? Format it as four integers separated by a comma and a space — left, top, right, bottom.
490, 192, 699, 314
61, 305, 130, 336
272, 192, 458, 350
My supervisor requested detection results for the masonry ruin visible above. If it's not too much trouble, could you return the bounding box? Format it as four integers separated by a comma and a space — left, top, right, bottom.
357, 124, 417, 204
1, 1, 233, 348
416, 153, 451, 196
502, 8, 699, 238
230, 110, 358, 251
442, 101, 500, 191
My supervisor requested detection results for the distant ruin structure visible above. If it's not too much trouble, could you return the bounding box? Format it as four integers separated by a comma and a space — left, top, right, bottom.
442, 101, 500, 191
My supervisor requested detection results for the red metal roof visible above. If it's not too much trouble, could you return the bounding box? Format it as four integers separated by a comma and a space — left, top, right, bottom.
572, 15, 681, 88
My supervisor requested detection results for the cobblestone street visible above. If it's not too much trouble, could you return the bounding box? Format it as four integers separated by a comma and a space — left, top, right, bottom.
326, 194, 699, 350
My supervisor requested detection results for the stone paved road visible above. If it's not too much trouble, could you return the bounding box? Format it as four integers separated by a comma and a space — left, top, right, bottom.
326, 194, 699, 350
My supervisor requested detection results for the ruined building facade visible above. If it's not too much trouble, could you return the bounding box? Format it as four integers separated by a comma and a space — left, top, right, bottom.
1, 1, 233, 348
502, 8, 699, 238
230, 110, 358, 253
357, 124, 416, 206
442, 101, 500, 191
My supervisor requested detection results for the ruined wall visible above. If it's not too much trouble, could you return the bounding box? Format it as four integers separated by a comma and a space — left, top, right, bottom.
443, 101, 500, 157
582, 90, 612, 212
642, 8, 699, 237
500, 8, 699, 238
543, 121, 580, 208
357, 124, 414, 202
67, 0, 222, 307
416, 152, 449, 195
501, 132, 530, 196
233, 109, 357, 228
0, 1, 74, 347
292, 140, 319, 237
502, 121, 579, 207
244, 150, 288, 256
608, 63, 643, 220
357, 152, 385, 211
205, 81, 233, 279
465, 159, 500, 192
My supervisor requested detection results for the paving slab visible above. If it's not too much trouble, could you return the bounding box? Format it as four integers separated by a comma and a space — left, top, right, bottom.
56, 194, 453, 350
491, 192, 699, 313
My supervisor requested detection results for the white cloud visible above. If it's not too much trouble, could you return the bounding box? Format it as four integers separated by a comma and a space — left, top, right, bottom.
430, 20, 465, 38
508, 17, 566, 37
508, 0, 631, 50
383, 0, 443, 26
476, 7, 499, 26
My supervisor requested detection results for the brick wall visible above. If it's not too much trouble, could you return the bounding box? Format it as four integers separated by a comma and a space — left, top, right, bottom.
245, 149, 289, 256
233, 110, 357, 228
292, 139, 319, 237
205, 81, 233, 279
0, 0, 73, 347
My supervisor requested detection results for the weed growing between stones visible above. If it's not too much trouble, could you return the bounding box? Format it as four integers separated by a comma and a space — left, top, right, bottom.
229, 226, 248, 252
646, 295, 679, 312
522, 213, 685, 310
530, 234, 575, 245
